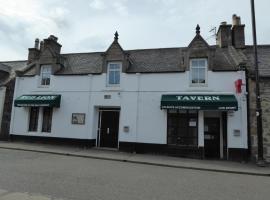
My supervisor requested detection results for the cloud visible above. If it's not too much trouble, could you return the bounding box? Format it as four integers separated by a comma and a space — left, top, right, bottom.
89, 0, 106, 10
89, 0, 128, 16
0, 0, 270, 61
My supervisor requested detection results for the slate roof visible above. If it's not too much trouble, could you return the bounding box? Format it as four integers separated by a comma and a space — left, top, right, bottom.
1, 45, 270, 76
0, 60, 27, 85
59, 52, 103, 74
126, 48, 185, 73
243, 45, 270, 77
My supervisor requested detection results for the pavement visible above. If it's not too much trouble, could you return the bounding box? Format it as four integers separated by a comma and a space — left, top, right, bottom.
0, 141, 269, 177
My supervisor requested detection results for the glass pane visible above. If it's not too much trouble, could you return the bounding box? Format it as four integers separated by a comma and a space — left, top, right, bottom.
191, 60, 198, 67
191, 68, 198, 83
28, 107, 39, 132
114, 71, 120, 84
42, 107, 53, 133
167, 111, 198, 146
198, 60, 206, 67
109, 63, 120, 70
109, 71, 115, 84
108, 69, 120, 85
198, 68, 206, 83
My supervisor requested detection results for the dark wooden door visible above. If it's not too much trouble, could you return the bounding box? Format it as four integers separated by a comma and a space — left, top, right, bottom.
204, 118, 220, 158
99, 111, 119, 148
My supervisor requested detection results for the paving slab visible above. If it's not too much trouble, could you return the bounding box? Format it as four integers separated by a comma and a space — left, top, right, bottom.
0, 141, 269, 176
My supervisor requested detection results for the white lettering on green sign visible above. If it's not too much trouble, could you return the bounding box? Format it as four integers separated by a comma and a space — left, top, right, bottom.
19, 95, 57, 100
176, 96, 220, 101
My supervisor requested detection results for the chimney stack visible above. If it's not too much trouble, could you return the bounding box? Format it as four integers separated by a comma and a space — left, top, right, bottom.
216, 22, 232, 48
231, 14, 245, 49
216, 14, 245, 49
43, 35, 62, 54
28, 38, 40, 64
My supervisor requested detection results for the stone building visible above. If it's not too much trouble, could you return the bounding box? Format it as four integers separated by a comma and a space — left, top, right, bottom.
0, 61, 27, 139
244, 46, 270, 162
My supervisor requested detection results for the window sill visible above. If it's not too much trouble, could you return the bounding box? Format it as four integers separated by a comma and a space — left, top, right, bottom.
189, 83, 208, 87
38, 85, 50, 89
104, 86, 122, 91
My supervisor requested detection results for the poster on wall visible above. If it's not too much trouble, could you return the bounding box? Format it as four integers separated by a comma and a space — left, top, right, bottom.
71, 113, 85, 125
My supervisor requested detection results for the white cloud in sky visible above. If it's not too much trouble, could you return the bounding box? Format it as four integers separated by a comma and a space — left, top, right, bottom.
0, 0, 269, 61
89, 0, 106, 10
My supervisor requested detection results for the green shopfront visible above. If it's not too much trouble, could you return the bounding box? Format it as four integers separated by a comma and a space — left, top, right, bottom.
14, 95, 61, 134
161, 94, 239, 159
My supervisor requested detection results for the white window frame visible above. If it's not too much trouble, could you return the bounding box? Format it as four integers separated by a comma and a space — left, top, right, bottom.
190, 58, 208, 86
40, 65, 52, 86
106, 62, 122, 87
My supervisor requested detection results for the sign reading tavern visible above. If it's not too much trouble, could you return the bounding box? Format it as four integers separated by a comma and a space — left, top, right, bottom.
161, 94, 238, 111
176, 95, 221, 101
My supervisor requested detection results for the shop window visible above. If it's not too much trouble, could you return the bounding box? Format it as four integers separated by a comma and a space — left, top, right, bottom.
42, 107, 53, 133
167, 110, 198, 146
40, 65, 52, 86
28, 107, 39, 132
190, 59, 207, 85
107, 62, 121, 86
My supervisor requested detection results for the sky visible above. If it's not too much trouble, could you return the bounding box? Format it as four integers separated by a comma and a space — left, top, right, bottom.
0, 0, 269, 61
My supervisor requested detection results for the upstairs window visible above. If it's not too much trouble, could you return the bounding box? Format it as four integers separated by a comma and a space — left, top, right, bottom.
107, 62, 121, 86
190, 59, 207, 85
40, 65, 52, 86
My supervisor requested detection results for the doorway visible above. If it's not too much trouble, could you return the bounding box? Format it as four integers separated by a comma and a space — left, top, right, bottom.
204, 118, 220, 158
97, 108, 120, 148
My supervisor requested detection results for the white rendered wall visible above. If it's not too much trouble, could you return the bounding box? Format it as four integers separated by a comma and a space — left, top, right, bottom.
10, 70, 248, 149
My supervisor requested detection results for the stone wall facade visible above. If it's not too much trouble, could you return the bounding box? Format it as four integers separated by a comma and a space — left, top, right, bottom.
249, 78, 270, 162
0, 79, 15, 140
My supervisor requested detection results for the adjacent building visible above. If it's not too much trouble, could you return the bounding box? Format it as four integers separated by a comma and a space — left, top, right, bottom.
0, 61, 27, 139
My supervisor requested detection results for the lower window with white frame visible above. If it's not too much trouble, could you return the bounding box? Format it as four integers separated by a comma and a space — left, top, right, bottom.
42, 107, 53, 133
28, 107, 53, 133
28, 107, 39, 132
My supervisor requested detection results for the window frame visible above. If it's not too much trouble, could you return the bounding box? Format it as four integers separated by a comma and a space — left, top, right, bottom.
106, 62, 122, 87
28, 107, 39, 132
189, 58, 208, 86
42, 107, 53, 133
40, 65, 52, 86
167, 110, 198, 147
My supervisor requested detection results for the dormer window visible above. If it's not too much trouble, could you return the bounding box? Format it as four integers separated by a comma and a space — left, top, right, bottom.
190, 58, 207, 85
40, 65, 52, 86
107, 62, 121, 86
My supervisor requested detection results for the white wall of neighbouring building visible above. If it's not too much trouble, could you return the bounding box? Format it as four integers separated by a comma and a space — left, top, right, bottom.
10, 70, 248, 149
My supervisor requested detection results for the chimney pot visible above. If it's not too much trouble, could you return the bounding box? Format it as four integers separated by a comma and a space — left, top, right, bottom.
34, 38, 39, 49
40, 41, 44, 51
232, 14, 241, 26
48, 35, 58, 42
221, 21, 227, 25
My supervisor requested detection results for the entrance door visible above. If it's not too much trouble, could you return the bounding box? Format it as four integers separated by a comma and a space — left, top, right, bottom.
204, 118, 220, 158
98, 110, 120, 148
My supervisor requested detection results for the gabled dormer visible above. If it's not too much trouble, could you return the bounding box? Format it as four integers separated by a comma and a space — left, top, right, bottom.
36, 35, 64, 76
102, 32, 131, 73
26, 35, 64, 77
183, 25, 215, 71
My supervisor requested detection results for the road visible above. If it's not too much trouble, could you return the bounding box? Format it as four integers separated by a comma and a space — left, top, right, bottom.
0, 148, 269, 200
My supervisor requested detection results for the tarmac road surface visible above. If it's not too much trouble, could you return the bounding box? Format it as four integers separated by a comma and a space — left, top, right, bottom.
0, 149, 269, 200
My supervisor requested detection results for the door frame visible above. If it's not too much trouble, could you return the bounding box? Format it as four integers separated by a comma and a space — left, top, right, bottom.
204, 117, 221, 159
96, 107, 120, 148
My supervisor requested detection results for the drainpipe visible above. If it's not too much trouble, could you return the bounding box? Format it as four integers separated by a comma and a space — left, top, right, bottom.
245, 68, 251, 160
250, 0, 265, 166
